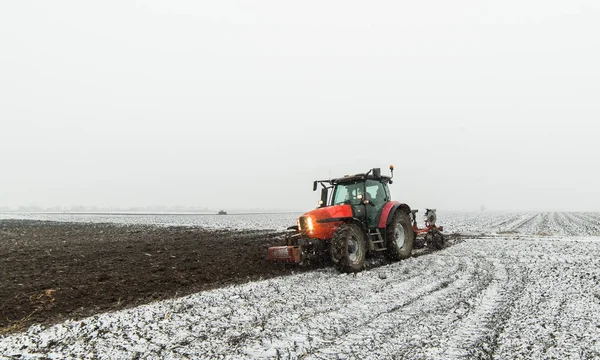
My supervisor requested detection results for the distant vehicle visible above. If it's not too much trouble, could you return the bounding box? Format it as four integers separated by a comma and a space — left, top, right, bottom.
218, 210, 227, 215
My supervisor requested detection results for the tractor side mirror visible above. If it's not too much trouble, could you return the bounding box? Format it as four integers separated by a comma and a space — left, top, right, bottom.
313, 181, 317, 191
320, 188, 328, 207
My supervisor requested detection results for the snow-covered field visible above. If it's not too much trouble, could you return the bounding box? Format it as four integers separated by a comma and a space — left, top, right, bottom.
441, 211, 600, 236
2, 212, 600, 359
3, 211, 600, 235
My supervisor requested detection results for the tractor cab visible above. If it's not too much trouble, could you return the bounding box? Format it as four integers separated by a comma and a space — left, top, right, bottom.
314, 167, 393, 229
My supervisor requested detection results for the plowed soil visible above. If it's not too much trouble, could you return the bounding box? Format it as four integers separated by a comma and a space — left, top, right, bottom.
0, 220, 315, 333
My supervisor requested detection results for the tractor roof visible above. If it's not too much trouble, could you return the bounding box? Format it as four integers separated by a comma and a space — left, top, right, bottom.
331, 173, 392, 185
313, 167, 394, 191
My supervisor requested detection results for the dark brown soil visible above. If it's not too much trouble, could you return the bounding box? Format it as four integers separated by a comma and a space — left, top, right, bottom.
0, 220, 318, 333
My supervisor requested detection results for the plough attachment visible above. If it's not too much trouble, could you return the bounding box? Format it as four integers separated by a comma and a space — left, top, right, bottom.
411, 209, 445, 250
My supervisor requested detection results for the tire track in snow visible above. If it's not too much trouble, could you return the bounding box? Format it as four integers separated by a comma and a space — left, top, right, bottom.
435, 257, 525, 359
301, 252, 496, 359
389, 243, 527, 359
300, 242, 528, 360
237, 255, 468, 358
140, 255, 469, 359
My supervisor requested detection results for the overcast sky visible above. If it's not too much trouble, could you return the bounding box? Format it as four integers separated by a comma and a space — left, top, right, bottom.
1, 0, 599, 212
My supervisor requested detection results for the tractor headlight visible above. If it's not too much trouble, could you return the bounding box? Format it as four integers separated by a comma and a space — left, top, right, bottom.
298, 216, 315, 235
306, 217, 314, 234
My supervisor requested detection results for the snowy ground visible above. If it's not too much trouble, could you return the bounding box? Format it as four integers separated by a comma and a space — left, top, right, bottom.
441, 211, 600, 236
3, 211, 600, 235
2, 213, 600, 359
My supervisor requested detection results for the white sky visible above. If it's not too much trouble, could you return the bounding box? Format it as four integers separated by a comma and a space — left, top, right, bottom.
1, 0, 599, 212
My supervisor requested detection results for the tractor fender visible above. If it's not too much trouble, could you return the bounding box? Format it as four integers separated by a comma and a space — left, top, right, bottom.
378, 201, 412, 228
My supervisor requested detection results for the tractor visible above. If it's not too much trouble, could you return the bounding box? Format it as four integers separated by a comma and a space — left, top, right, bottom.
268, 166, 445, 273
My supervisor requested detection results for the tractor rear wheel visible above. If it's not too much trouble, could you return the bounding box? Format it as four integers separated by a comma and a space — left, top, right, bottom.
331, 223, 366, 273
386, 211, 414, 260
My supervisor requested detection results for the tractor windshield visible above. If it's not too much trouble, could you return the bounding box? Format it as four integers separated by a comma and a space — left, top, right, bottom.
332, 183, 364, 206
365, 179, 387, 206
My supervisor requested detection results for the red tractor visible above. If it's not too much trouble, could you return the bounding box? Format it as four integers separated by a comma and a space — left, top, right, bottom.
268, 166, 445, 273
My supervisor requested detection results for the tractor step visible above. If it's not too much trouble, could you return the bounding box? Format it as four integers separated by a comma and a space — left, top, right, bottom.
368, 229, 387, 251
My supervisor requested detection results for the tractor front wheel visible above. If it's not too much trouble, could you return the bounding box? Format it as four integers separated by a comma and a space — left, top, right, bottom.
386, 211, 414, 261
331, 223, 366, 273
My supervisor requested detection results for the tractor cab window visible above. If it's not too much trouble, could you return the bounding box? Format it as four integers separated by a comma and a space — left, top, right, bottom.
365, 180, 387, 206
333, 183, 364, 206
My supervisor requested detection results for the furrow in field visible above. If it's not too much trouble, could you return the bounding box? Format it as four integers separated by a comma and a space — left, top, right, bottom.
536, 212, 551, 234
508, 213, 544, 234
560, 212, 588, 231
490, 213, 527, 230
554, 212, 584, 236
493, 239, 600, 359
570, 212, 600, 224
548, 212, 567, 235
502, 213, 541, 233
227, 255, 468, 358
433, 257, 525, 359
567, 213, 600, 235
438, 212, 523, 235
303, 256, 502, 359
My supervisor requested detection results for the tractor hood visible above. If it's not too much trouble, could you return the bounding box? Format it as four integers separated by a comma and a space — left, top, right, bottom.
297, 205, 354, 239
302, 204, 353, 221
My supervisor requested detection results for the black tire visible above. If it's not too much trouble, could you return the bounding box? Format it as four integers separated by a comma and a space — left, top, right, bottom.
386, 211, 414, 260
330, 223, 367, 273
